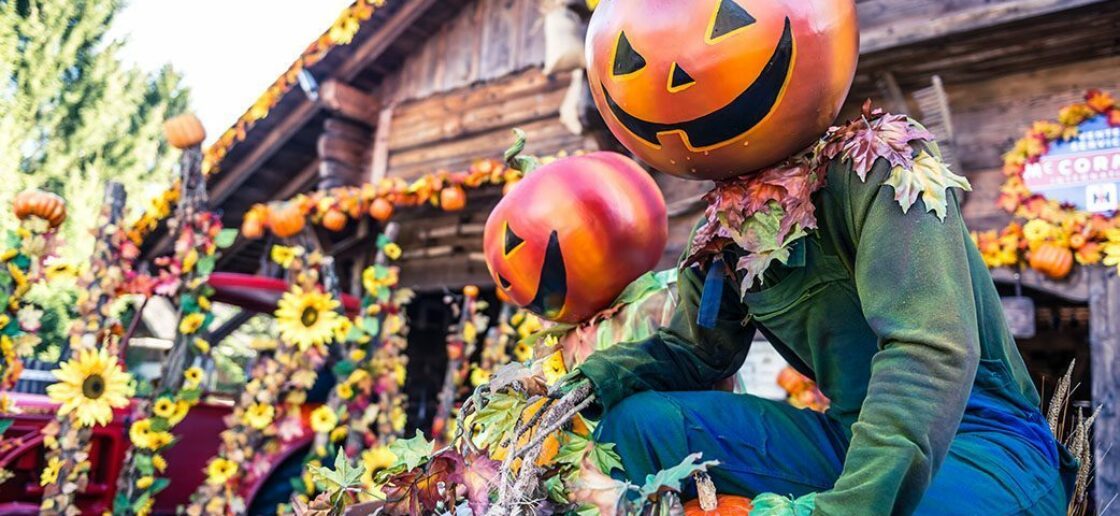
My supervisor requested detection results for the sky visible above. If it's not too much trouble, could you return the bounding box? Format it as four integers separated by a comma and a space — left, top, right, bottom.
108, 0, 354, 143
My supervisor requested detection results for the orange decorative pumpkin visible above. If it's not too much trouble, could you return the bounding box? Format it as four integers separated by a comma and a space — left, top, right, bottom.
463, 285, 480, 299
269, 202, 306, 239
586, 0, 858, 180
441, 186, 467, 212
163, 113, 207, 150
241, 216, 265, 240
13, 190, 67, 228
684, 495, 754, 515
1030, 243, 1074, 280
369, 197, 394, 222
322, 208, 348, 232
483, 152, 667, 324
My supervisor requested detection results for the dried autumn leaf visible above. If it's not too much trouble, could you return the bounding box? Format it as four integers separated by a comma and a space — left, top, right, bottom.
884, 150, 972, 221
461, 451, 501, 514
382, 451, 464, 515
569, 457, 628, 516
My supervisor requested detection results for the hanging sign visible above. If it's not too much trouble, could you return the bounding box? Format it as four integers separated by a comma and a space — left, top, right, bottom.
1022, 115, 1120, 212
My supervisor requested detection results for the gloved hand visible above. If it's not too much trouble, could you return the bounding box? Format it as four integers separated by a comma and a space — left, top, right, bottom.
749, 492, 817, 516
547, 370, 591, 399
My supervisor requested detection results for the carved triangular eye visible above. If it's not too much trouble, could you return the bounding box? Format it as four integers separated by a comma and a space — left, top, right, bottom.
504, 223, 525, 255
613, 31, 646, 76
709, 0, 756, 42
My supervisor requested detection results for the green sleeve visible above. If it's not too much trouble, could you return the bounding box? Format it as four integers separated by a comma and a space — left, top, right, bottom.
815, 151, 980, 513
576, 253, 755, 411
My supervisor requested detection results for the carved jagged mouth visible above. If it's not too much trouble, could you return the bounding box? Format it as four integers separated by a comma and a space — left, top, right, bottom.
525, 231, 567, 319
602, 17, 793, 149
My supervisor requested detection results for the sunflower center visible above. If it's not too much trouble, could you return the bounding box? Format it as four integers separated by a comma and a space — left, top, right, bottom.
300, 306, 319, 327
82, 374, 106, 399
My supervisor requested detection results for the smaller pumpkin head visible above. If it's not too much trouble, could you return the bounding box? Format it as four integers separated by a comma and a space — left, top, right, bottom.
483, 152, 667, 324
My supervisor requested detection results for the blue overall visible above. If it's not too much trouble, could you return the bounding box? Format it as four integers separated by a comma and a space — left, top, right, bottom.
596, 366, 1073, 514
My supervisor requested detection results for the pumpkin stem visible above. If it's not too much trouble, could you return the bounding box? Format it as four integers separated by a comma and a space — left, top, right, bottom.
504, 128, 542, 175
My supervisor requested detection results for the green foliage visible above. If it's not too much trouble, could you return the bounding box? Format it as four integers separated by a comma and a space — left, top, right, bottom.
0, 0, 190, 259
750, 492, 817, 515
388, 432, 434, 471
637, 453, 719, 500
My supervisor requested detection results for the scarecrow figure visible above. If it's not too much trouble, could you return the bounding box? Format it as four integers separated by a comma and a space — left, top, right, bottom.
529, 0, 1077, 513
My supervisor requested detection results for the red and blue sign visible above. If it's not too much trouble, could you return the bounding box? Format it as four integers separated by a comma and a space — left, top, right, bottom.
1023, 115, 1120, 213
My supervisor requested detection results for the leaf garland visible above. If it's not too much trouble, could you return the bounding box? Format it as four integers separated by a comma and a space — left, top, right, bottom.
114, 148, 236, 515
686, 102, 967, 291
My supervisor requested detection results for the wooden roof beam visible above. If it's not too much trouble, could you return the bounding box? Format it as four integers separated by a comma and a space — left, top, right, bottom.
319, 80, 381, 125
861, 0, 1109, 54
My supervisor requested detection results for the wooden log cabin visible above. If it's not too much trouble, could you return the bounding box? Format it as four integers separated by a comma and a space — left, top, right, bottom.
140, 0, 1120, 507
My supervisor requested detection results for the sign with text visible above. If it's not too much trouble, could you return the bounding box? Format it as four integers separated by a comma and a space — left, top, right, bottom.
1023, 115, 1120, 213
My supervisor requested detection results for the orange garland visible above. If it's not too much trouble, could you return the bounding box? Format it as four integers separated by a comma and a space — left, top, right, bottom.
244, 158, 524, 238
126, 0, 388, 246
971, 90, 1120, 277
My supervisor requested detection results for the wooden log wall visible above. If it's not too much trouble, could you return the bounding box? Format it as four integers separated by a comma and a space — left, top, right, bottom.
381, 0, 547, 103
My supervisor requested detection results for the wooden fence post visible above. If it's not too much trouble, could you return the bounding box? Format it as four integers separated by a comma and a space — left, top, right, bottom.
1088, 265, 1118, 509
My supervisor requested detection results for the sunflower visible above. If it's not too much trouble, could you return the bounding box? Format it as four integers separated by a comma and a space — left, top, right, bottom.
129, 418, 155, 449
179, 313, 206, 335
136, 476, 154, 489
310, 405, 338, 433
183, 366, 204, 387
541, 351, 568, 386
40, 456, 62, 486
47, 348, 133, 427
383, 243, 402, 260
243, 402, 275, 430
152, 454, 167, 473
153, 397, 176, 419
206, 458, 238, 486
513, 341, 533, 363
336, 382, 354, 400
275, 286, 341, 351
168, 400, 191, 425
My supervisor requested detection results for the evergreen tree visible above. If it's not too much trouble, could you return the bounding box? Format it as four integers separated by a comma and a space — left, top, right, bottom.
0, 0, 190, 259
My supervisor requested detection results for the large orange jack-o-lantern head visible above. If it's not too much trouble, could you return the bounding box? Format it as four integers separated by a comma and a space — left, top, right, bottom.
483, 152, 668, 324
587, 0, 858, 181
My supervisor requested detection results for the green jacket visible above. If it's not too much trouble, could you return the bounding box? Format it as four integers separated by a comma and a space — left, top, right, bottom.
577, 154, 1041, 514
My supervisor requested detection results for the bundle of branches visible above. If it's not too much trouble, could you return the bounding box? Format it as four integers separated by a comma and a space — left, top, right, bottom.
298, 359, 726, 516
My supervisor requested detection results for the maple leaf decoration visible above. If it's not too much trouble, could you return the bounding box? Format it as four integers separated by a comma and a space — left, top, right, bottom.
686, 101, 969, 288
382, 449, 465, 515
885, 150, 972, 221
683, 157, 824, 290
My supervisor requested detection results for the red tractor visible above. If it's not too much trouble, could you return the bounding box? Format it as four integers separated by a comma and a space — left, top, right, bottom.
0, 273, 361, 514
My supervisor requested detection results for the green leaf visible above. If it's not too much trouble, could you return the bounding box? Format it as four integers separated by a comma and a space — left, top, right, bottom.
331, 360, 356, 379
134, 454, 153, 476
750, 492, 817, 516
637, 453, 719, 500
0, 419, 12, 435
469, 391, 525, 451
376, 234, 391, 249
884, 150, 972, 221
149, 417, 170, 433
215, 229, 238, 248
359, 316, 380, 336
195, 255, 216, 277
131, 491, 151, 513
150, 477, 170, 495
589, 442, 625, 475
388, 432, 434, 471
